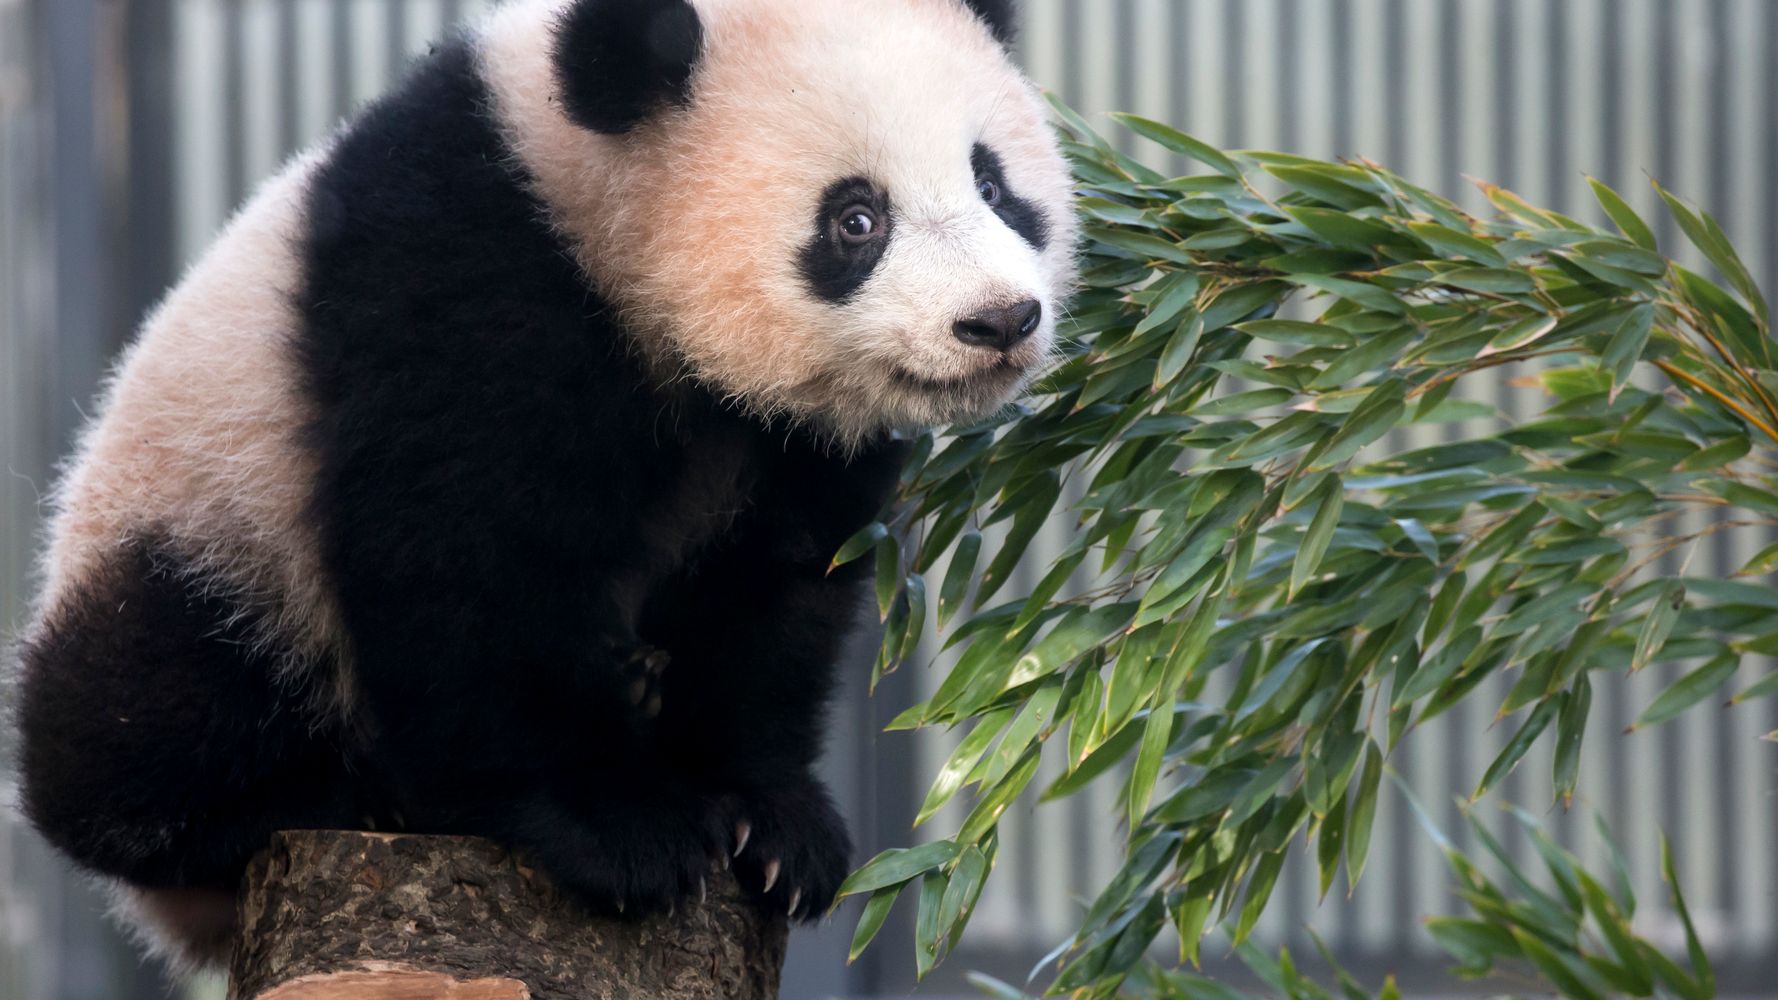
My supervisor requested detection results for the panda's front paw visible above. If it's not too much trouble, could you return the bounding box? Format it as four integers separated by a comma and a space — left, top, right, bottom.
722, 780, 852, 921
510, 791, 724, 920
621, 644, 670, 721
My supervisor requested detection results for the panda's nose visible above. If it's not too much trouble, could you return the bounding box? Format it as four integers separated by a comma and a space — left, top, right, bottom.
953, 299, 1043, 352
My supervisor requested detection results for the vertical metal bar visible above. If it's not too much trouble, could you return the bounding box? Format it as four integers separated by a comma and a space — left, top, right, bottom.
124, 0, 177, 328
387, 0, 410, 80
1328, 0, 1351, 155
277, 0, 300, 153
222, 0, 246, 208
332, 0, 354, 120
1275, 0, 1299, 154
1219, 0, 1242, 148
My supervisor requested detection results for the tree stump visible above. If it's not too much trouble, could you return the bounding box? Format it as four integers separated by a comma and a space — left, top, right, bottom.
227, 831, 787, 1000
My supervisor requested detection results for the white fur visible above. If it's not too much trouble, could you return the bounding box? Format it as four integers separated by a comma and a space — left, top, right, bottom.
30, 150, 356, 716
479, 0, 1079, 446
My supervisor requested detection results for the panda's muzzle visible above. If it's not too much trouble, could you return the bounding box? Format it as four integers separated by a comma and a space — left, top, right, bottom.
953, 299, 1042, 353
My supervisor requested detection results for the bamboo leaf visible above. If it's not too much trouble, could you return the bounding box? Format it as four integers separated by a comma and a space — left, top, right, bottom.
839, 841, 962, 898
1588, 176, 1658, 250
1473, 696, 1560, 800
1290, 477, 1344, 598
938, 530, 982, 629
1344, 741, 1382, 893
848, 885, 902, 962
1111, 113, 1243, 177
1631, 653, 1739, 730
1631, 580, 1685, 672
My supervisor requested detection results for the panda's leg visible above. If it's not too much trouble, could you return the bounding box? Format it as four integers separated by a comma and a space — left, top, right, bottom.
337, 565, 738, 916
17, 541, 363, 908
643, 557, 865, 920
642, 443, 906, 918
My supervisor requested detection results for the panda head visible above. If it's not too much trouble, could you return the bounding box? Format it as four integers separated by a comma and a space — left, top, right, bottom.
482, 0, 1078, 445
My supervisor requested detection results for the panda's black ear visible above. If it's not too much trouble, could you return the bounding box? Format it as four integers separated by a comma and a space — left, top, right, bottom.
961, 0, 1018, 46
553, 0, 704, 134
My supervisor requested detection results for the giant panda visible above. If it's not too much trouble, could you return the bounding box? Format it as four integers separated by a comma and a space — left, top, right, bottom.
12, 0, 1076, 971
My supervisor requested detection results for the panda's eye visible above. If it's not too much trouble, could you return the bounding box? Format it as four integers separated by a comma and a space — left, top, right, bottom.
837, 206, 881, 245
976, 175, 1003, 207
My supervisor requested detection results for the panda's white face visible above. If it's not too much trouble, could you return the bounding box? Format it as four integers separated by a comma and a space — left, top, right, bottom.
481, 0, 1078, 445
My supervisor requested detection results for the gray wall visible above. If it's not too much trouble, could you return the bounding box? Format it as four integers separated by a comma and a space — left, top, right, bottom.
3, 2, 1776, 998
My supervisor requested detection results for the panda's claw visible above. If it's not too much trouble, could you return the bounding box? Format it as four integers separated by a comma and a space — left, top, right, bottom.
642, 692, 662, 719
762, 858, 781, 894
733, 820, 752, 857
788, 887, 802, 917
699, 875, 708, 905
627, 677, 648, 706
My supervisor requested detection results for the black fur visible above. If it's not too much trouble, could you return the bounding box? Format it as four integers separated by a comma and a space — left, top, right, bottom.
961, 0, 1018, 45
799, 177, 893, 302
974, 143, 1051, 251
294, 38, 902, 918
17, 542, 368, 891
554, 0, 703, 134
19, 36, 905, 928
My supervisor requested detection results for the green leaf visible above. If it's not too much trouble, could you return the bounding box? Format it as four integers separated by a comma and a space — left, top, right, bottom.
913, 871, 946, 979
833, 521, 888, 572
1316, 789, 1347, 900
1307, 326, 1417, 391
1552, 675, 1591, 808
937, 530, 981, 630
849, 885, 902, 962
1344, 741, 1382, 894
1631, 652, 1738, 730
875, 535, 902, 620
1289, 274, 1406, 316
1155, 311, 1207, 388
1600, 303, 1655, 395
1190, 387, 1296, 417
1631, 580, 1685, 672
1290, 477, 1344, 598
937, 846, 989, 948
1473, 696, 1560, 800
1588, 176, 1658, 250
1085, 224, 1196, 265
1111, 113, 1243, 178
1438, 267, 1538, 295
1655, 180, 1769, 326
1402, 221, 1507, 266
1731, 669, 1778, 705
1264, 163, 1385, 211
1233, 852, 1285, 945
1577, 871, 1653, 993
958, 747, 1040, 844
1510, 928, 1607, 1000
1662, 836, 1716, 997
1313, 381, 1407, 468
1126, 701, 1174, 825
915, 708, 1014, 827
1015, 603, 1137, 684
838, 841, 962, 897
1285, 205, 1405, 250
1133, 272, 1201, 337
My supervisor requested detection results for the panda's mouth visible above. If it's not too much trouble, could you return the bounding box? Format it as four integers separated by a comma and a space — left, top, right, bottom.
890, 358, 1025, 395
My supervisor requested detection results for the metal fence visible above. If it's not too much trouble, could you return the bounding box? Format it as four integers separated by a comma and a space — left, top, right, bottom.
3, 2, 1776, 998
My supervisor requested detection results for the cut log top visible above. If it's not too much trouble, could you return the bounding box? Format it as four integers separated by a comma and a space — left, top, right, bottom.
228, 831, 788, 1000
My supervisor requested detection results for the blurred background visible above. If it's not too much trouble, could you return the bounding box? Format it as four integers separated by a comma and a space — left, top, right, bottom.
3, 1, 1775, 998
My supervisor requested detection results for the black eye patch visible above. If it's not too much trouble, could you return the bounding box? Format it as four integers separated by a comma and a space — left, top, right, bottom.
799, 176, 892, 303
972, 143, 1050, 252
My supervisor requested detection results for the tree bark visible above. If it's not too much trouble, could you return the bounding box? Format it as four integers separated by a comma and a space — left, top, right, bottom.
227, 831, 787, 1000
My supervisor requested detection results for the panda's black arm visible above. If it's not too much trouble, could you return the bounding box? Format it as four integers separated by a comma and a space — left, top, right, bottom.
634, 435, 906, 914
649, 433, 906, 781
